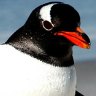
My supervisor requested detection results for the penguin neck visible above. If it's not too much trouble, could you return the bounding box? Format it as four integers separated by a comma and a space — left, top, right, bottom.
6, 27, 74, 67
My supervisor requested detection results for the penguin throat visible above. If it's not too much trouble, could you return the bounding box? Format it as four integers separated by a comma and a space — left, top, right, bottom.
13, 42, 74, 67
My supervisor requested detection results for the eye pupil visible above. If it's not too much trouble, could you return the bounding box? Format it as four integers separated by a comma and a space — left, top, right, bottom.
42, 21, 53, 31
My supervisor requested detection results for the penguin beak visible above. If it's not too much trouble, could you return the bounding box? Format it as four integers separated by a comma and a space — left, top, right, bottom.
54, 27, 91, 49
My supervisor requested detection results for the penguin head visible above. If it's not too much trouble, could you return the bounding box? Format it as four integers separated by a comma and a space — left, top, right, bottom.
24, 2, 90, 57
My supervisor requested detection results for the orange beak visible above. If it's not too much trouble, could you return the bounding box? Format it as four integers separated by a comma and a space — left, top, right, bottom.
54, 27, 90, 49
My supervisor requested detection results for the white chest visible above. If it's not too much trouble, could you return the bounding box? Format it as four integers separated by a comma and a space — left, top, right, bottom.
0, 45, 76, 96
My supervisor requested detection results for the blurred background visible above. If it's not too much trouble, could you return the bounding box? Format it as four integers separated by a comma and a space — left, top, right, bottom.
0, 0, 96, 95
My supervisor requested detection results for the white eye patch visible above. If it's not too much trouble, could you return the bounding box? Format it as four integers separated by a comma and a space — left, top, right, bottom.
39, 3, 56, 23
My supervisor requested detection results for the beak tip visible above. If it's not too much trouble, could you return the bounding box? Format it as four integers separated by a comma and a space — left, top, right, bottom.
84, 43, 91, 49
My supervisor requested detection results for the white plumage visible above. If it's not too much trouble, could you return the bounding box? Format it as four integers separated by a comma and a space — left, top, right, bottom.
0, 44, 76, 96
40, 3, 55, 23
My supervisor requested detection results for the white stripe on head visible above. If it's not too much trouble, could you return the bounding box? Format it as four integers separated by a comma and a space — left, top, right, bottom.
39, 3, 57, 23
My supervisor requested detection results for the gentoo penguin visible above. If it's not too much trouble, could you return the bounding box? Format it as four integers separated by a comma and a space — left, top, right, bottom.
0, 2, 90, 96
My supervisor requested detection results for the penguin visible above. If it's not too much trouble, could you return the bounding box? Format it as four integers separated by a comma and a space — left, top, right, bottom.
0, 2, 90, 96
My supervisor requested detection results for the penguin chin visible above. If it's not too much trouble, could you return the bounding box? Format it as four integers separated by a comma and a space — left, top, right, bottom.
44, 43, 72, 57
46, 47, 72, 57
41, 36, 73, 57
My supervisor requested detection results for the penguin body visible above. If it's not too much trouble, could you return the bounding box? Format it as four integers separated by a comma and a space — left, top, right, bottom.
0, 44, 76, 96
0, 2, 90, 96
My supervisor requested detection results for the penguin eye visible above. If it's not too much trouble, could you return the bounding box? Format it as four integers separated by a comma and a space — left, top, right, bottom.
42, 20, 53, 31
